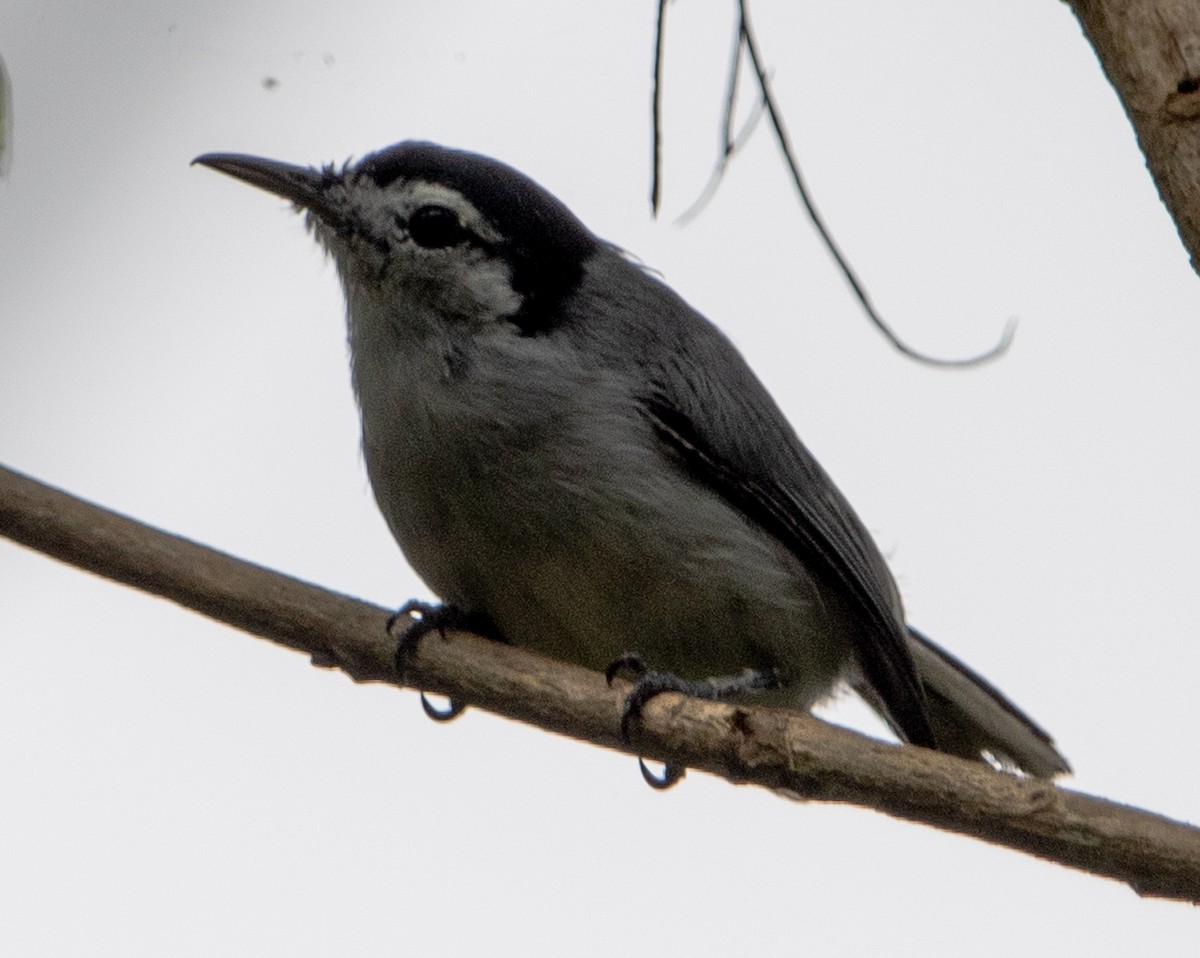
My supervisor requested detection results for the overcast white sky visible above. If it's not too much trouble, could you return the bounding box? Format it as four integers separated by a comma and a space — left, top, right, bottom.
3, 2, 1199, 954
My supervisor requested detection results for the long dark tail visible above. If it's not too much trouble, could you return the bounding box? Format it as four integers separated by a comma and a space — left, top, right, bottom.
855, 628, 1070, 778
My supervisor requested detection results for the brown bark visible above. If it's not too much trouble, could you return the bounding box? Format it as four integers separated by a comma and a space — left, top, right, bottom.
3, 463, 1199, 903
1068, 0, 1200, 273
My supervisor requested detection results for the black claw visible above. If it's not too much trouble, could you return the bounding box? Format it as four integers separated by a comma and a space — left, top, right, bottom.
389, 600, 473, 723
619, 672, 691, 741
620, 692, 648, 741
420, 692, 467, 722
639, 758, 685, 790
390, 600, 458, 678
604, 651, 648, 685
614, 668, 693, 790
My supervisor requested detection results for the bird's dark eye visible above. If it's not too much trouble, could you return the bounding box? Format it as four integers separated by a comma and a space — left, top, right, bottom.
406, 204, 467, 249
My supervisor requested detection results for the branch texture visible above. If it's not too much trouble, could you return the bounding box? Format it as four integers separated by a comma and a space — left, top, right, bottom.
1068, 0, 1200, 273
2, 463, 1199, 902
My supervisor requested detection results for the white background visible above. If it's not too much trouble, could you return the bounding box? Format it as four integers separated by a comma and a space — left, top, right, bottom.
2, 2, 1198, 954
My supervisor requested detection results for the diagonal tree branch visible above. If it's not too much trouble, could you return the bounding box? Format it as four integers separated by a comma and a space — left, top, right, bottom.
2, 461, 1200, 903
1066, 0, 1200, 275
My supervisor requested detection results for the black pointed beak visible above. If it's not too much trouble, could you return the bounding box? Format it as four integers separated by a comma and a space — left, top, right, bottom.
192, 152, 349, 229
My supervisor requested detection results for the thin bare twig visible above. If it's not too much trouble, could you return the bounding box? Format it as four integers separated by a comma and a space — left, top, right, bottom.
650, 0, 668, 215
651, 2, 1016, 367
676, 21, 765, 226
735, 0, 1014, 367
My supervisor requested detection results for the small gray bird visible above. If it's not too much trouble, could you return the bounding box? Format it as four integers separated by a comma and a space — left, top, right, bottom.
194, 142, 1069, 780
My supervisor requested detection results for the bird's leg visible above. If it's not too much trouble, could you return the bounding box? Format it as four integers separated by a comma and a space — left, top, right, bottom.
605, 653, 782, 790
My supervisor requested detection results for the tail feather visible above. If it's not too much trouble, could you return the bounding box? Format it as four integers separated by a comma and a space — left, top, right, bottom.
854, 627, 1070, 778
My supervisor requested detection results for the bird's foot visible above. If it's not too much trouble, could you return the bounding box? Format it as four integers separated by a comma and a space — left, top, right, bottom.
605, 654, 783, 789
388, 600, 471, 722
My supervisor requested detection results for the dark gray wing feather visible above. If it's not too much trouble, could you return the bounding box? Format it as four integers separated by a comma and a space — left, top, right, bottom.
638, 340, 937, 749
570, 250, 1064, 771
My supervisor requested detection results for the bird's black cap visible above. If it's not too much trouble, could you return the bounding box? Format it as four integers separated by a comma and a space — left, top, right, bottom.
356, 142, 600, 334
